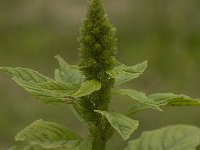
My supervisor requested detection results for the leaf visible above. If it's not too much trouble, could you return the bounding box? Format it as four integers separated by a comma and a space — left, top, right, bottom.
95, 110, 139, 140
38, 81, 79, 94
74, 80, 101, 97
15, 119, 80, 142
124, 125, 200, 150
125, 103, 150, 115
23, 145, 45, 150
74, 140, 92, 150
122, 60, 148, 73
1, 66, 78, 104
55, 55, 70, 67
114, 89, 161, 111
0, 67, 51, 83
15, 120, 92, 150
125, 93, 200, 115
106, 61, 147, 86
23, 146, 36, 150
8, 145, 46, 150
148, 93, 200, 106
55, 55, 85, 84
13, 78, 79, 104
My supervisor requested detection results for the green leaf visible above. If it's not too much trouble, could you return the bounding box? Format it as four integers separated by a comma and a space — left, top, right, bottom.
0, 67, 51, 83
55, 55, 70, 67
23, 145, 45, 150
74, 140, 92, 150
107, 61, 147, 86
114, 89, 161, 111
15, 119, 80, 142
8, 145, 46, 150
38, 81, 79, 95
148, 93, 200, 106
74, 80, 101, 97
0, 66, 79, 104
13, 78, 79, 104
125, 93, 200, 115
95, 110, 139, 140
125, 103, 150, 115
23, 146, 36, 150
55, 55, 85, 85
124, 125, 200, 150
122, 60, 148, 73
15, 120, 92, 150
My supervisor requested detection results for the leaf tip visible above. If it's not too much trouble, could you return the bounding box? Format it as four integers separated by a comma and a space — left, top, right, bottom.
15, 133, 24, 141
54, 54, 61, 60
142, 60, 148, 68
0, 66, 7, 71
94, 110, 101, 113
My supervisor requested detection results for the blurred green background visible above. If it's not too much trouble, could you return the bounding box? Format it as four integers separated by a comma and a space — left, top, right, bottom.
0, 0, 200, 149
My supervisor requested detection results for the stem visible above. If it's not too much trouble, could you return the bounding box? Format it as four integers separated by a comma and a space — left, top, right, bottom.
90, 116, 114, 150
90, 126, 106, 150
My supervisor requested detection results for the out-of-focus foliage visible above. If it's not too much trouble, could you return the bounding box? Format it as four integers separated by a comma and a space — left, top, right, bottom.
0, 0, 200, 149
125, 125, 200, 150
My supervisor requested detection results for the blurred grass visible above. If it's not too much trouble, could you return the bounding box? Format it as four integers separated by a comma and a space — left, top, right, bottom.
0, 0, 200, 149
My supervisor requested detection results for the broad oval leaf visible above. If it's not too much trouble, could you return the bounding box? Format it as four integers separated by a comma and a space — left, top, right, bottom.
74, 79, 101, 97
0, 66, 79, 104
124, 125, 200, 150
148, 93, 200, 106
125, 103, 150, 115
15, 120, 91, 150
23, 146, 40, 150
95, 110, 139, 140
55, 55, 85, 85
114, 89, 161, 111
106, 61, 147, 86
9, 145, 47, 150
37, 81, 79, 95
13, 78, 79, 105
122, 60, 148, 73
0, 67, 51, 83
24, 145, 46, 150
125, 93, 200, 115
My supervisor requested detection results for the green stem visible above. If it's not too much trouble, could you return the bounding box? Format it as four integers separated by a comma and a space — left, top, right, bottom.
90, 116, 114, 150
90, 126, 106, 150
